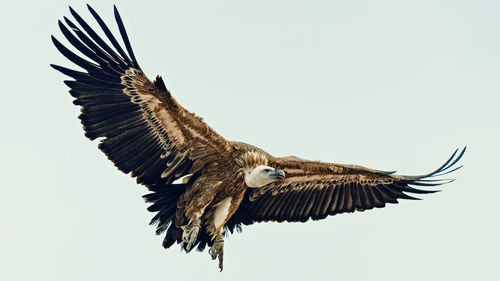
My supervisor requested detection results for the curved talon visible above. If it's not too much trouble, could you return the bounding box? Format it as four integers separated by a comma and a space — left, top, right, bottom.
209, 234, 224, 271
181, 219, 201, 251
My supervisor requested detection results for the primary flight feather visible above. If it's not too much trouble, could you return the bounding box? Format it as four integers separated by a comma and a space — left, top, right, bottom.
52, 5, 465, 271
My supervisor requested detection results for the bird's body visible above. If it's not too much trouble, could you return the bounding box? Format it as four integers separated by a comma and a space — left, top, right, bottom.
52, 5, 465, 271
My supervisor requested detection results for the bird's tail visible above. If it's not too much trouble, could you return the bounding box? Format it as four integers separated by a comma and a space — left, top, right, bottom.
143, 182, 215, 253
143, 183, 189, 248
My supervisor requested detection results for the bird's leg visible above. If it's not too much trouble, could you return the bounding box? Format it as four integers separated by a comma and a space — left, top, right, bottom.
209, 232, 224, 271
181, 217, 201, 251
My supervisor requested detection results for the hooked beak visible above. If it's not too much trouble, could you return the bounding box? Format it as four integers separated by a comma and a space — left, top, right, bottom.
273, 169, 285, 180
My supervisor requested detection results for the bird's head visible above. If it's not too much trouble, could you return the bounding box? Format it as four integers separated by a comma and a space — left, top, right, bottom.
236, 151, 286, 187
244, 165, 286, 188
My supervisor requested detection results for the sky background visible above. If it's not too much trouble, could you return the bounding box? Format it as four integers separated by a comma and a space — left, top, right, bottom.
1, 0, 499, 280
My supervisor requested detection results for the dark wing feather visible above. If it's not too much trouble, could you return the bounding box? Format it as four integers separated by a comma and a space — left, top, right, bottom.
227, 148, 465, 227
52, 5, 232, 189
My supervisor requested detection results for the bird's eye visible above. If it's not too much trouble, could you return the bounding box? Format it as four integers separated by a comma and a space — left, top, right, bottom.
263, 169, 271, 173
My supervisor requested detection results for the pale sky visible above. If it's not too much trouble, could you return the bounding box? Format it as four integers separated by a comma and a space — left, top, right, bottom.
1, 1, 499, 280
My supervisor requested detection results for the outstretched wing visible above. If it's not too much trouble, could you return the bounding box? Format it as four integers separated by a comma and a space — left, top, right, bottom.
226, 148, 465, 230
52, 5, 231, 188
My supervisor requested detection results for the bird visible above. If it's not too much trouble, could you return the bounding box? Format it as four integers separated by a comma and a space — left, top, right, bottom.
51, 5, 465, 271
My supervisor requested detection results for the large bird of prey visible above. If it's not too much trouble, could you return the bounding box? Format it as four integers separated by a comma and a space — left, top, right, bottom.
52, 5, 465, 271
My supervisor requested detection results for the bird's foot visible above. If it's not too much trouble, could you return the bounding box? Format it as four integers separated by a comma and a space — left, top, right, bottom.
181, 218, 200, 251
209, 233, 224, 271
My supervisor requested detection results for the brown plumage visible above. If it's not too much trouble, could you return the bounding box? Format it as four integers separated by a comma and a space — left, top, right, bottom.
51, 5, 465, 271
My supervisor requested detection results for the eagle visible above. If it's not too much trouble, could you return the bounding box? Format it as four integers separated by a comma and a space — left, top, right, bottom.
52, 5, 465, 271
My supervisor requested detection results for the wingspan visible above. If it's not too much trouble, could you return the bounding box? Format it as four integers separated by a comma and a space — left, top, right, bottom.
52, 5, 231, 188
227, 147, 465, 227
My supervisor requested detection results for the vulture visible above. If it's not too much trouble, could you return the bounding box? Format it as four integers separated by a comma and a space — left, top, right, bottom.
51, 5, 465, 271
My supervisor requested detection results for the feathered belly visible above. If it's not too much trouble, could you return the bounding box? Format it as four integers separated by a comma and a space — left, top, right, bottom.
204, 187, 246, 237
213, 197, 233, 230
